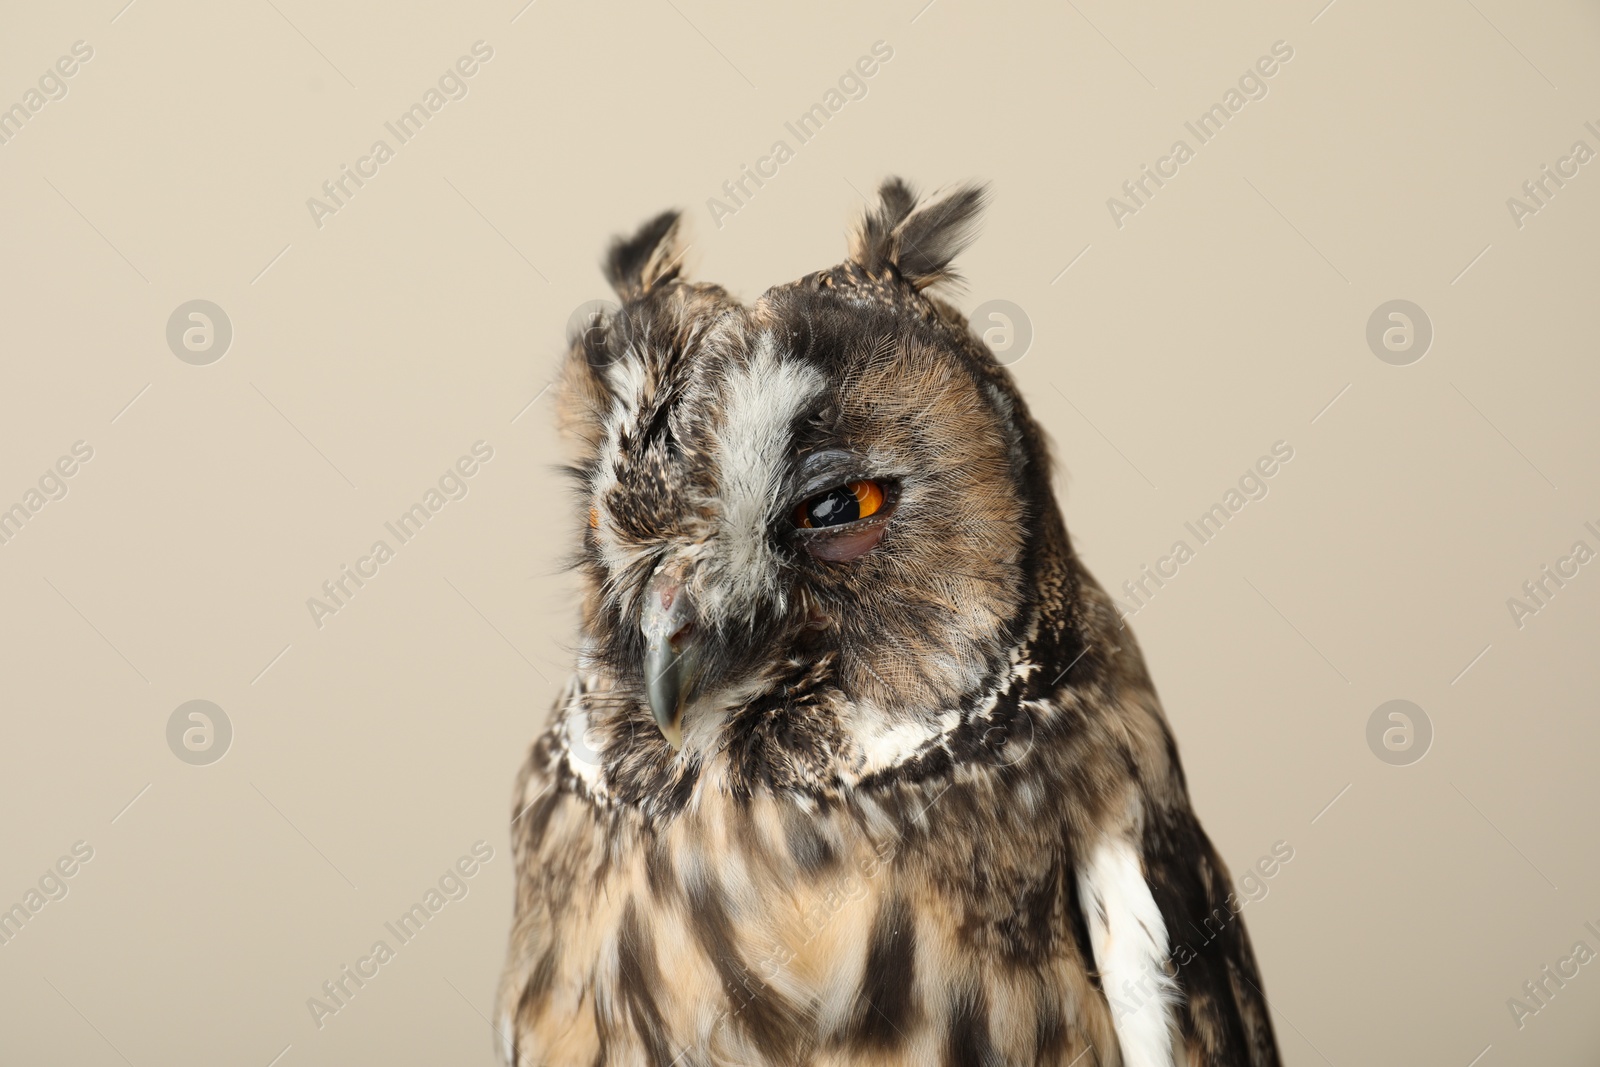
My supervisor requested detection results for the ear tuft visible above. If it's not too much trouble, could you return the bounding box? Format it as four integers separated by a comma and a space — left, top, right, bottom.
848, 178, 988, 291
604, 210, 686, 299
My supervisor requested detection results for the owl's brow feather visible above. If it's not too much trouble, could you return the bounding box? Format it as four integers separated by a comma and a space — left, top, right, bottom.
859, 331, 897, 370
831, 332, 898, 390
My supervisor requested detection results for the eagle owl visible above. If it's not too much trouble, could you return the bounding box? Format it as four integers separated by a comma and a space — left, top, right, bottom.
497, 179, 1282, 1067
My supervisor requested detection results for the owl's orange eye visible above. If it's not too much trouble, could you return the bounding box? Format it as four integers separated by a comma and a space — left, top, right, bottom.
794, 480, 886, 530
588, 506, 600, 529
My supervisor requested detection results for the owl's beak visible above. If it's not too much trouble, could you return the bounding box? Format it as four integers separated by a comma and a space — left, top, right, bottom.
641, 566, 696, 749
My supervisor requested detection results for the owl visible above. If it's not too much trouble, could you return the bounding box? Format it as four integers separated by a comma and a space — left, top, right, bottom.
497, 179, 1282, 1067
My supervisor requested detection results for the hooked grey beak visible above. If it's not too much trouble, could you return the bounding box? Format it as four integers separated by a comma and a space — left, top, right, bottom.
641, 566, 696, 749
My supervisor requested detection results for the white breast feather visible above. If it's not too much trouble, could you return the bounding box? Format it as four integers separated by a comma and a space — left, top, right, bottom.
1076, 837, 1179, 1067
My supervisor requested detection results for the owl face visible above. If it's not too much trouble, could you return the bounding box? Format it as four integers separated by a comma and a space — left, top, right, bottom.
561, 182, 1053, 763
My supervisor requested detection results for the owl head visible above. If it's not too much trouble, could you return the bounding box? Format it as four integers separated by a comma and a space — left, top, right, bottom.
559, 178, 1079, 790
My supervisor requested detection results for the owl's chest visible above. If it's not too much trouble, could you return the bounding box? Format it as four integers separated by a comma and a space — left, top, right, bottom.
619, 794, 912, 1017
512, 786, 1116, 1066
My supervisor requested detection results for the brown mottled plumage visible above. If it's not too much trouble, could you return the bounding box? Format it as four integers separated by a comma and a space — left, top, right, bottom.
497, 179, 1281, 1067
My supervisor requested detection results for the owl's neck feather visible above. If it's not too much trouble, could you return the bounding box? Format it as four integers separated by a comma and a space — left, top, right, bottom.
554, 523, 1153, 818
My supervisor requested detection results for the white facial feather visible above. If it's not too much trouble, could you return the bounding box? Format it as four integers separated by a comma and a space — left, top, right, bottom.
697, 331, 823, 623
1076, 837, 1180, 1067
560, 681, 606, 791
591, 352, 653, 585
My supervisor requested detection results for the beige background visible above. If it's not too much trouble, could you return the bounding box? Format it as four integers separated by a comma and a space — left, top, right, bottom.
1, 0, 1597, 1063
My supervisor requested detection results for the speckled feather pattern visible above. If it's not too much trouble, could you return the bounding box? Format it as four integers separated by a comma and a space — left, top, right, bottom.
498, 180, 1281, 1067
